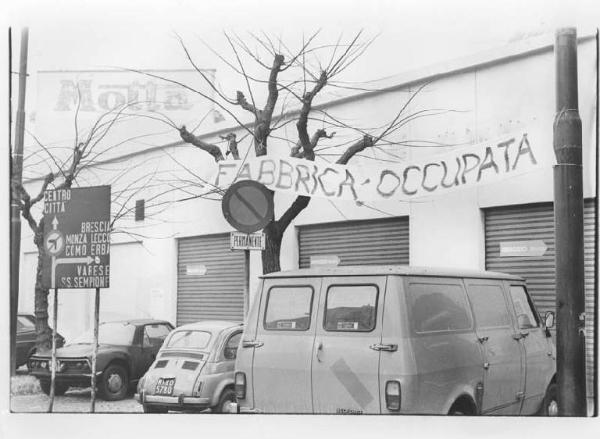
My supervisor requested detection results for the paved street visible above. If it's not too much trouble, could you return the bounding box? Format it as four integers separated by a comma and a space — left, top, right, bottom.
10, 387, 142, 413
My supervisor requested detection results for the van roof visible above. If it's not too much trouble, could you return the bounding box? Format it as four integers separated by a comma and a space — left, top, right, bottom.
261, 265, 524, 281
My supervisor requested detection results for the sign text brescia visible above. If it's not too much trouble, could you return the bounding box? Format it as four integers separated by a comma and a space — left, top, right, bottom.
215, 132, 540, 202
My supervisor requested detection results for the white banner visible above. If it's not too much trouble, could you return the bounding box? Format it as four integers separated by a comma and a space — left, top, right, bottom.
214, 131, 543, 202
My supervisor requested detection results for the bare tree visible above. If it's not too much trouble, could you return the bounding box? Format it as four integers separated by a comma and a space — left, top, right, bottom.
136, 31, 452, 274
11, 101, 179, 351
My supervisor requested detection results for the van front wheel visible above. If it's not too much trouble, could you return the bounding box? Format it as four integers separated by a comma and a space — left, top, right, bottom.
540, 383, 558, 416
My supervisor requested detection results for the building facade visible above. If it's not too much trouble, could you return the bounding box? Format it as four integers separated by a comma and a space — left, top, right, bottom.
20, 33, 598, 407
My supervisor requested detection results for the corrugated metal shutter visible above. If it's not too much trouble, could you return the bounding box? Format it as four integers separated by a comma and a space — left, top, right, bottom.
298, 217, 409, 268
484, 199, 596, 405
177, 233, 245, 325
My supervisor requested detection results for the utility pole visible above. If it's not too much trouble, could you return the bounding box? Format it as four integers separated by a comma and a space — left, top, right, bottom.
10, 27, 29, 376
553, 27, 587, 416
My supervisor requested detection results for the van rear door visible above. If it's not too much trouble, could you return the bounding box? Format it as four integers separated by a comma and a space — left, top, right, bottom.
312, 276, 386, 414
250, 276, 321, 413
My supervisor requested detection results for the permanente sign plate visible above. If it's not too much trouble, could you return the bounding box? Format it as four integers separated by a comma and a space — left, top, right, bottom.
41, 186, 111, 289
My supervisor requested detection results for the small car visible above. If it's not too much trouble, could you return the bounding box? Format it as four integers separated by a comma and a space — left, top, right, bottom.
135, 320, 243, 413
16, 313, 64, 368
28, 319, 173, 400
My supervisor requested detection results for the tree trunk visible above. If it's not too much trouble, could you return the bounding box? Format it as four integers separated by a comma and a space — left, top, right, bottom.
33, 218, 52, 352
262, 220, 282, 274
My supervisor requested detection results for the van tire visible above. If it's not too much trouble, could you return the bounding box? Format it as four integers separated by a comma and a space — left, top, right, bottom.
213, 388, 236, 413
540, 383, 558, 416
448, 397, 476, 416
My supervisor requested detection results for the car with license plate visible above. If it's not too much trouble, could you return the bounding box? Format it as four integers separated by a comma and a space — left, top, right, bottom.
232, 266, 557, 415
135, 320, 243, 413
28, 319, 173, 400
16, 313, 65, 368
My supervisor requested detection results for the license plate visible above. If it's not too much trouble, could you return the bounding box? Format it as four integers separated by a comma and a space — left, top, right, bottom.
155, 378, 175, 396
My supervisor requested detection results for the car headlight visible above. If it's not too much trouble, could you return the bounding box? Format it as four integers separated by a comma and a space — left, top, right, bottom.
40, 361, 48, 369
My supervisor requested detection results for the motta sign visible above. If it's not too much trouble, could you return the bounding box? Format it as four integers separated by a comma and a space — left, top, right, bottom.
230, 232, 266, 251
42, 186, 111, 289
214, 132, 542, 202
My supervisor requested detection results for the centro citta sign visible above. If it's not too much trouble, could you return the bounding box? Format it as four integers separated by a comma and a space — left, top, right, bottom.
42, 186, 111, 289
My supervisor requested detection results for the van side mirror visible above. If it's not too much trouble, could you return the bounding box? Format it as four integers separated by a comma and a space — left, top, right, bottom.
544, 311, 555, 329
517, 314, 533, 329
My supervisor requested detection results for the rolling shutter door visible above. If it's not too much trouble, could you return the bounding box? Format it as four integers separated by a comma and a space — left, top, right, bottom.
177, 233, 245, 325
485, 200, 597, 405
298, 217, 409, 268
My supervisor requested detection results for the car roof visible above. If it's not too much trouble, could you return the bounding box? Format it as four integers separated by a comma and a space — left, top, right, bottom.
172, 320, 243, 332
261, 265, 523, 281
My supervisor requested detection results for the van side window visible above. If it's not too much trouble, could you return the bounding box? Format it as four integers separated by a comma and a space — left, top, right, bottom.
509, 285, 539, 329
324, 285, 378, 332
466, 284, 511, 328
408, 283, 472, 333
264, 286, 313, 331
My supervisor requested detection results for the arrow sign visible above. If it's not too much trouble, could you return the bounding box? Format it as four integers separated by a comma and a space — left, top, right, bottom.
500, 240, 548, 257
42, 186, 111, 289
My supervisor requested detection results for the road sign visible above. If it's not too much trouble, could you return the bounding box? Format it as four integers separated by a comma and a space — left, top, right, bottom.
42, 186, 111, 289
221, 180, 274, 234
499, 240, 548, 257
230, 231, 265, 251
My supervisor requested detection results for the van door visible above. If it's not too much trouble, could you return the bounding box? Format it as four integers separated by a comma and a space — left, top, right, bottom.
507, 284, 554, 415
312, 276, 386, 414
250, 277, 321, 413
464, 280, 523, 415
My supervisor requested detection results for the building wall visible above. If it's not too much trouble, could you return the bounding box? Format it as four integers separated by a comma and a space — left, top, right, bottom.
20, 35, 597, 339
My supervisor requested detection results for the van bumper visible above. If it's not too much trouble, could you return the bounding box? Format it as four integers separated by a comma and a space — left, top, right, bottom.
224, 402, 261, 414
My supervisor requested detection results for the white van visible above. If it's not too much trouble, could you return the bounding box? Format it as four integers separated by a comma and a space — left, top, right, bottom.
232, 266, 557, 415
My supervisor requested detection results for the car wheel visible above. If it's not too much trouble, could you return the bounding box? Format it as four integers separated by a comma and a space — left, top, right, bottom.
39, 379, 69, 396
540, 383, 558, 416
213, 388, 236, 414
98, 364, 129, 401
143, 404, 168, 414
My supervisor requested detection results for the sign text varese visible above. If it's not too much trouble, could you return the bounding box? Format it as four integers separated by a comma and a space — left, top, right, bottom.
215, 132, 540, 202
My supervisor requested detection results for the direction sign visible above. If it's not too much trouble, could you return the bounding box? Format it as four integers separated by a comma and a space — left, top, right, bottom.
499, 240, 548, 257
230, 232, 266, 251
42, 186, 111, 289
221, 180, 274, 234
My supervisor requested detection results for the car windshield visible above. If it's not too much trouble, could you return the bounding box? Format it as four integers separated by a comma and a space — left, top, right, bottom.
166, 330, 211, 349
70, 322, 136, 346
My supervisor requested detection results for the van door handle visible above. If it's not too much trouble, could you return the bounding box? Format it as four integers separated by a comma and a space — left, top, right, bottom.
369, 343, 398, 352
477, 336, 489, 344
242, 340, 263, 348
316, 342, 323, 362
512, 332, 529, 341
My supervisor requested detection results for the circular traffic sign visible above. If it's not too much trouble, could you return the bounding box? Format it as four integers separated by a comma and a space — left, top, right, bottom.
45, 230, 65, 256
221, 180, 274, 234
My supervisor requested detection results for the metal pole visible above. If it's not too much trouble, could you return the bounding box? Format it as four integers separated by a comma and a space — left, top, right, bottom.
47, 288, 58, 413
10, 27, 29, 376
553, 27, 587, 416
243, 249, 250, 319
90, 288, 100, 413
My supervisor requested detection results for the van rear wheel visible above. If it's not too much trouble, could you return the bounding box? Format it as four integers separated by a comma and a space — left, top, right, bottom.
540, 383, 558, 416
213, 388, 236, 413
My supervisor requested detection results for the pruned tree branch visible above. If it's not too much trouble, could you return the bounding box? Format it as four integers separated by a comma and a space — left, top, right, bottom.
221, 133, 240, 160
179, 125, 224, 162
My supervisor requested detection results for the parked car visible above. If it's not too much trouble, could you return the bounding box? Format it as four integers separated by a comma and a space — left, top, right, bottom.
232, 265, 557, 415
16, 313, 64, 368
28, 319, 173, 400
135, 320, 243, 413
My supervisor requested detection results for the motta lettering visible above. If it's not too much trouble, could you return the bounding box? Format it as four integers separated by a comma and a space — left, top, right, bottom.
215, 133, 539, 202
54, 79, 194, 113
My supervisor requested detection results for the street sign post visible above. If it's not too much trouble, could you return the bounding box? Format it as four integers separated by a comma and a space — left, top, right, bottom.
222, 180, 273, 318
41, 185, 111, 413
